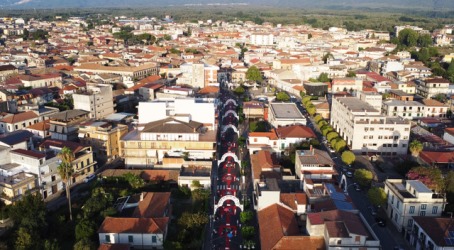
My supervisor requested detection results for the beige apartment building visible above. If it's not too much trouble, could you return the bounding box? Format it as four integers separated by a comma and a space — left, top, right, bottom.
39, 139, 96, 183
49, 110, 90, 141
0, 172, 37, 205
384, 179, 444, 237
78, 121, 128, 163
74, 63, 159, 82
73, 83, 115, 119
330, 97, 411, 155
120, 118, 216, 168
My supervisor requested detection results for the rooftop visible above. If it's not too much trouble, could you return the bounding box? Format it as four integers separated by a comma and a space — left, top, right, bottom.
336, 97, 378, 113
270, 103, 304, 119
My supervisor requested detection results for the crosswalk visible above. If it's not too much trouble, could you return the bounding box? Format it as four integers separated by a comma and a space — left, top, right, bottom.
217, 184, 240, 190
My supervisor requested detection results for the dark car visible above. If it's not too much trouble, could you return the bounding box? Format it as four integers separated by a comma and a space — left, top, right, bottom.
368, 206, 377, 216
375, 217, 386, 227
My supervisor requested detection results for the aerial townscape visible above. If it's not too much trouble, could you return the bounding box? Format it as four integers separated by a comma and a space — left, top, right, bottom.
0, 1, 454, 250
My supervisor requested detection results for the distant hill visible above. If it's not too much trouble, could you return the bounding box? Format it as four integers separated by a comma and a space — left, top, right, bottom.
3, 0, 454, 10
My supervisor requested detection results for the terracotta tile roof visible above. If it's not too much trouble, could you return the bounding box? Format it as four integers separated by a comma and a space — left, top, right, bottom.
136, 75, 161, 85
307, 210, 371, 238
280, 193, 307, 210
11, 149, 45, 159
273, 236, 325, 250
26, 120, 50, 131
413, 216, 454, 247
419, 151, 454, 164
132, 192, 171, 218
0, 111, 38, 124
198, 86, 219, 94
258, 203, 300, 250
325, 221, 350, 238
39, 139, 85, 154
250, 150, 280, 180
249, 129, 278, 140
421, 99, 446, 107
98, 217, 169, 234
98, 244, 131, 250
314, 102, 329, 110
276, 125, 316, 139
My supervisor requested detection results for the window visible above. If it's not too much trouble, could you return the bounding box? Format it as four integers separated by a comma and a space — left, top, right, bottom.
391, 195, 394, 204
393, 144, 398, 147
402, 144, 407, 147
369, 135, 373, 139
152, 235, 157, 243
432, 206, 438, 214
105, 235, 110, 243
421, 204, 427, 210
409, 206, 415, 214
397, 201, 400, 209
128, 235, 133, 243
420, 211, 426, 216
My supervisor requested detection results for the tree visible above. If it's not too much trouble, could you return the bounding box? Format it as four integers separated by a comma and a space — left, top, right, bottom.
367, 187, 386, 207
43, 239, 60, 250
122, 172, 144, 189
334, 139, 347, 152
314, 115, 323, 124
240, 211, 253, 224
321, 125, 333, 136
73, 238, 96, 250
417, 34, 433, 47
326, 131, 339, 142
346, 71, 356, 77
276, 92, 290, 102
302, 96, 312, 107
75, 219, 97, 241
233, 86, 245, 96
178, 212, 209, 229
306, 105, 316, 116
57, 146, 75, 221
245, 66, 263, 83
407, 166, 444, 193
398, 28, 418, 47
241, 226, 255, 240
341, 151, 356, 165
9, 193, 47, 241
16, 227, 33, 250
354, 169, 373, 187
192, 188, 210, 201
317, 72, 330, 82
409, 140, 423, 157
322, 52, 334, 64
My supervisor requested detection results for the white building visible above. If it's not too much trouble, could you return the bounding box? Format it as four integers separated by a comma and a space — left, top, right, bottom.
177, 63, 219, 89
409, 216, 454, 250
249, 33, 274, 46
330, 97, 411, 155
382, 100, 425, 119
384, 179, 444, 236
357, 91, 383, 111
268, 103, 306, 127
138, 98, 216, 130
73, 84, 114, 119
416, 78, 451, 99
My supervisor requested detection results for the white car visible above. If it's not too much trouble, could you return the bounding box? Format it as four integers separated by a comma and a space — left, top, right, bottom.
84, 174, 96, 183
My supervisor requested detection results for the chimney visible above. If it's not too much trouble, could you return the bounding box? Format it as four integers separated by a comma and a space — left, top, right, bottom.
310, 145, 314, 155
140, 192, 144, 201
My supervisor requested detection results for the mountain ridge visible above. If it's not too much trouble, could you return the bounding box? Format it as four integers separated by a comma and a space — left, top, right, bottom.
3, 0, 454, 10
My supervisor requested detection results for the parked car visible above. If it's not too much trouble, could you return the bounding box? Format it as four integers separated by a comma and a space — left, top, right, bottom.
354, 184, 361, 191
375, 217, 386, 227
346, 171, 353, 178
369, 206, 377, 216
84, 174, 96, 183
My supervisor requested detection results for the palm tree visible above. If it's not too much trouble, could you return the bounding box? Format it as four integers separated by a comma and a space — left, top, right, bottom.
57, 147, 75, 221
409, 140, 423, 157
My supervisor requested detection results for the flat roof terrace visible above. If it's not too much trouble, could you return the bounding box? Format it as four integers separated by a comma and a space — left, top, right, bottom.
270, 103, 304, 119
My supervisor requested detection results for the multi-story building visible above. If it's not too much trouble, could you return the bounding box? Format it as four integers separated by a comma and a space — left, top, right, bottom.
268, 103, 306, 127
0, 111, 39, 133
0, 172, 37, 205
78, 121, 129, 164
409, 216, 454, 250
330, 97, 411, 155
249, 33, 274, 46
48, 110, 90, 141
177, 63, 219, 89
382, 100, 425, 119
39, 139, 96, 183
331, 78, 363, 93
138, 98, 216, 130
0, 65, 18, 81
357, 91, 382, 111
295, 148, 336, 190
73, 83, 115, 119
416, 78, 451, 98
18, 74, 62, 88
121, 117, 216, 168
74, 63, 159, 82
384, 179, 444, 236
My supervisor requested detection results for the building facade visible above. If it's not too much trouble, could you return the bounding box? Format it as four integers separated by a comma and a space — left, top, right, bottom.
73, 84, 115, 119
